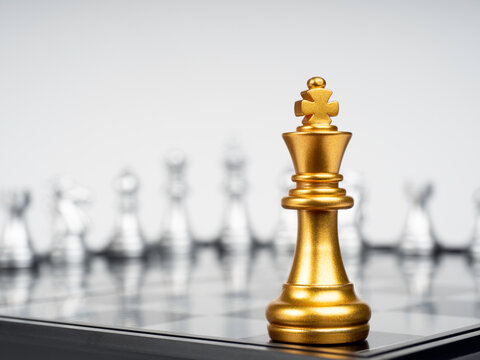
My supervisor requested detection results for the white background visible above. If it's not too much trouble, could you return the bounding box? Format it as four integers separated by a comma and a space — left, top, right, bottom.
0, 0, 479, 253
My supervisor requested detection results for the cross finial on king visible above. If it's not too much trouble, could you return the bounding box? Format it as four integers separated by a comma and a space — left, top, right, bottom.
294, 77, 339, 131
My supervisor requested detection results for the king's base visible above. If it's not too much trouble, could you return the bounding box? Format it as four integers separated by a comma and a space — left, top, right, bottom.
267, 323, 370, 345
266, 283, 371, 345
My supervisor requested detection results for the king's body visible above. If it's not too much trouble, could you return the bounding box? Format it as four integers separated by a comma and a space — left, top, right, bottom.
266, 77, 371, 344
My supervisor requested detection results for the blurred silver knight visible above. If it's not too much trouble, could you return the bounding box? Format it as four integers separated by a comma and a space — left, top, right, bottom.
338, 172, 365, 255
106, 169, 146, 258
273, 167, 297, 253
219, 143, 252, 252
51, 178, 91, 264
160, 150, 192, 254
0, 190, 35, 268
399, 182, 436, 255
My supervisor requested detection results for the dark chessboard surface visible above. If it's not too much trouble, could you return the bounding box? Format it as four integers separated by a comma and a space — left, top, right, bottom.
1, 247, 480, 359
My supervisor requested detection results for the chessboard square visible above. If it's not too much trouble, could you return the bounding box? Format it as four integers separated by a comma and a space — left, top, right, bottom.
364, 293, 413, 311
371, 311, 480, 336
399, 301, 480, 319
225, 307, 267, 320
149, 316, 267, 339
447, 291, 479, 301
432, 286, 474, 298
0, 299, 68, 319
141, 295, 265, 316
59, 309, 191, 329
362, 330, 422, 351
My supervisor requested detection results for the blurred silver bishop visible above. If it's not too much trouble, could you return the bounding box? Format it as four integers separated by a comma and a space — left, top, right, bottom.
218, 143, 252, 253
160, 150, 192, 254
106, 169, 146, 258
51, 178, 91, 264
0, 190, 35, 268
399, 182, 436, 255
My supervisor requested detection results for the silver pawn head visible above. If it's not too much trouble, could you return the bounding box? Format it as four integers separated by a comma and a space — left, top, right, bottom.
114, 169, 140, 195
165, 150, 187, 198
224, 144, 247, 196
405, 182, 433, 207
4, 190, 31, 215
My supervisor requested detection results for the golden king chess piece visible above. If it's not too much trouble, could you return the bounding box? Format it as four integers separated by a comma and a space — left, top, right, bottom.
266, 77, 371, 344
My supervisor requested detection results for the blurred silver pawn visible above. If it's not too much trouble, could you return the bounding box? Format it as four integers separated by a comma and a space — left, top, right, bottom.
51, 178, 90, 264
106, 169, 146, 258
399, 182, 436, 256
469, 189, 480, 258
273, 168, 297, 253
338, 172, 365, 256
160, 150, 192, 254
219, 143, 252, 253
0, 190, 35, 268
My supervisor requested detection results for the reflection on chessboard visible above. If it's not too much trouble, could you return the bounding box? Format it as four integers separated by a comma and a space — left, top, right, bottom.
1, 246, 480, 357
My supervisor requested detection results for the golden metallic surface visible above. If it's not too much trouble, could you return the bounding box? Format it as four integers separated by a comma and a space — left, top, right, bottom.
266, 77, 371, 344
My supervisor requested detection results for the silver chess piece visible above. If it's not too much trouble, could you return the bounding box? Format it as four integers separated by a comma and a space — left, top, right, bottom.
0, 190, 35, 268
469, 189, 480, 258
219, 143, 252, 253
399, 182, 436, 255
106, 169, 146, 258
160, 150, 193, 254
51, 178, 91, 264
338, 172, 365, 256
273, 167, 297, 253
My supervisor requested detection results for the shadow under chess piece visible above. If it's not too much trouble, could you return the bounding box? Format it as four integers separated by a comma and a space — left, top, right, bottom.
0, 190, 35, 268
50, 178, 91, 264
266, 77, 370, 344
338, 172, 365, 256
273, 167, 297, 253
160, 150, 193, 255
106, 169, 146, 258
399, 182, 437, 256
469, 189, 480, 258
218, 143, 253, 253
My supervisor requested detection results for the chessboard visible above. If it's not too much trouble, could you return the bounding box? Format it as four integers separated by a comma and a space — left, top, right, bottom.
1, 246, 480, 359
